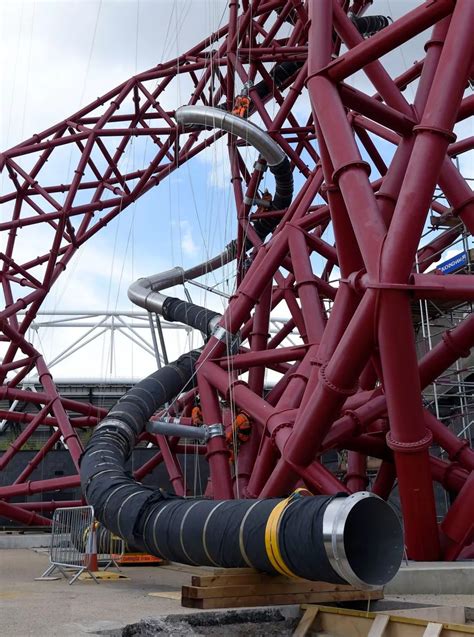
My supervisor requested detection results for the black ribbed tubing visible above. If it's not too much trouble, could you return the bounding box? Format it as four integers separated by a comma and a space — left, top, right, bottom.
250, 160, 294, 241
140, 495, 342, 580
251, 157, 294, 241
80, 350, 200, 551
253, 61, 303, 100
352, 15, 391, 36
161, 297, 220, 334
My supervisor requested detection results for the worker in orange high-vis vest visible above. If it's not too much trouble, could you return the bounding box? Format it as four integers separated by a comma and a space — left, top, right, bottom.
232, 95, 251, 118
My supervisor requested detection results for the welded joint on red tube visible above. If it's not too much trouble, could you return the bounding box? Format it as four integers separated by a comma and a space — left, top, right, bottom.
320, 180, 339, 194
342, 409, 364, 435
442, 330, 471, 359
448, 437, 470, 462
345, 471, 369, 487
236, 287, 262, 304
452, 194, 474, 216
288, 370, 312, 383
319, 363, 359, 396
223, 378, 251, 403
351, 272, 449, 294
270, 422, 293, 445
332, 159, 371, 183
386, 429, 433, 454
205, 442, 229, 461
266, 408, 296, 435
424, 35, 446, 51
442, 460, 466, 485
294, 275, 320, 289
375, 191, 398, 204
412, 124, 457, 142
344, 269, 366, 294
248, 328, 270, 339
305, 57, 344, 86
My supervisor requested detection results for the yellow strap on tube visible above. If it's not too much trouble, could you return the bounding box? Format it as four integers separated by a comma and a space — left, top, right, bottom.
264, 497, 298, 578
264, 488, 312, 578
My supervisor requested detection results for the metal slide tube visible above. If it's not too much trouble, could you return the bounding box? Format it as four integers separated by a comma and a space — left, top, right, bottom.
146, 419, 208, 442
176, 105, 285, 166
176, 105, 293, 216
81, 364, 403, 588
129, 105, 293, 320
128, 243, 235, 316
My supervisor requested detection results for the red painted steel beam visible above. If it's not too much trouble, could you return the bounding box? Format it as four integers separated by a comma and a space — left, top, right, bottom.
0, 0, 472, 560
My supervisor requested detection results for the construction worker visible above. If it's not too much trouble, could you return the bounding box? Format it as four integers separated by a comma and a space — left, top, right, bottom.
232, 94, 251, 118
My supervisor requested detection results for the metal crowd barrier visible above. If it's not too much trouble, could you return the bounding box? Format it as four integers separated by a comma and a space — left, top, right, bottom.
40, 506, 124, 584
95, 523, 125, 570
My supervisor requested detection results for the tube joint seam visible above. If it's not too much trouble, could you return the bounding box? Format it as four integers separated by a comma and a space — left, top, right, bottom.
386, 429, 433, 454
319, 363, 359, 397
412, 124, 456, 142
442, 329, 471, 359
332, 159, 371, 184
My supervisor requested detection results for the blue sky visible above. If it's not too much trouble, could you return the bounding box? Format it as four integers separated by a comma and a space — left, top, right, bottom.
0, 0, 472, 380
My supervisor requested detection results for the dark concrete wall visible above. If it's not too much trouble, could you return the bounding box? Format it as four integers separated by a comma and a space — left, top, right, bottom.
0, 449, 209, 527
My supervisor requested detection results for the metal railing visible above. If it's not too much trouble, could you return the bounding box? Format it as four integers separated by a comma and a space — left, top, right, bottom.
40, 505, 98, 584
39, 506, 125, 584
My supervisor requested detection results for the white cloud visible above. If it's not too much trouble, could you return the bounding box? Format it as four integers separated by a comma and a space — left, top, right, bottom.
179, 219, 199, 257
1, 0, 472, 384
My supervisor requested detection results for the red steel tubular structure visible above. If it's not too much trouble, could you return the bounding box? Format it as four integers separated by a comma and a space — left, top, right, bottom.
1, 0, 473, 561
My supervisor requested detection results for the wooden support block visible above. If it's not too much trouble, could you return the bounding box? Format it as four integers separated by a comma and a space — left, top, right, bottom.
423, 624, 443, 637
368, 614, 390, 637
191, 573, 355, 589
182, 581, 358, 599
181, 589, 383, 610
163, 564, 383, 612
161, 562, 258, 576
293, 606, 320, 637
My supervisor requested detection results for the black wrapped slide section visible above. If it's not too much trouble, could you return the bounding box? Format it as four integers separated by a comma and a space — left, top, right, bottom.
81, 350, 403, 589
139, 490, 403, 589
161, 296, 220, 335
352, 15, 391, 37
80, 350, 201, 551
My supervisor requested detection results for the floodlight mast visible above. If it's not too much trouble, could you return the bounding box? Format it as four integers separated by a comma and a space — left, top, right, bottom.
0, 0, 473, 562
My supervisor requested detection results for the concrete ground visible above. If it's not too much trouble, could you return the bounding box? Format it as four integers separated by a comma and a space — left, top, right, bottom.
1, 548, 474, 636
0, 548, 201, 636
386, 561, 474, 595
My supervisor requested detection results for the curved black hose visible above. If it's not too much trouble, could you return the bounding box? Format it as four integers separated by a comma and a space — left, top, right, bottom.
161, 297, 221, 334
251, 157, 294, 241
352, 15, 391, 37
80, 349, 200, 550
253, 61, 304, 100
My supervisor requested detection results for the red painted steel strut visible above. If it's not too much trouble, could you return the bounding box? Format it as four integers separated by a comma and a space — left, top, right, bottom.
0, 0, 473, 560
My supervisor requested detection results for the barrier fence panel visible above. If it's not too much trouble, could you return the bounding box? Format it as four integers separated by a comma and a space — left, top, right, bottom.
95, 524, 125, 570
40, 505, 98, 584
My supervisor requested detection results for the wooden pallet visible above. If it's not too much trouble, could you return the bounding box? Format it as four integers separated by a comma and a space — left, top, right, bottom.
175, 564, 383, 609
293, 605, 474, 637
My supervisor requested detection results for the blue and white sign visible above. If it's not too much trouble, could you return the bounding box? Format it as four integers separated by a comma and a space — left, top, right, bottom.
436, 252, 468, 274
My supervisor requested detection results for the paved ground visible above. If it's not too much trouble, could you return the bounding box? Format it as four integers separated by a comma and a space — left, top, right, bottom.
1, 549, 473, 636
0, 549, 201, 636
